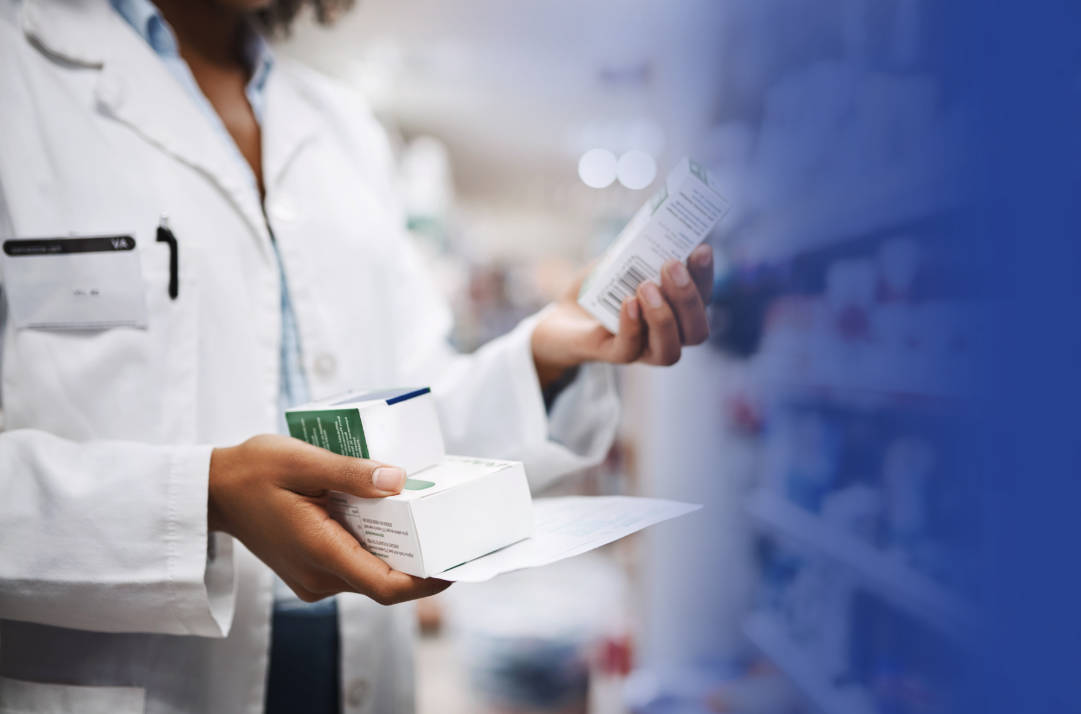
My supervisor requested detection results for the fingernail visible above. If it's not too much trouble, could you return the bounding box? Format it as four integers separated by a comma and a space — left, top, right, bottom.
626, 297, 640, 321
374, 467, 406, 491
641, 282, 663, 308
694, 246, 713, 266
668, 261, 692, 288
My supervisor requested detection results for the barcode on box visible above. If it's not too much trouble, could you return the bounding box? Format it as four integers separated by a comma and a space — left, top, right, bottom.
600, 257, 652, 318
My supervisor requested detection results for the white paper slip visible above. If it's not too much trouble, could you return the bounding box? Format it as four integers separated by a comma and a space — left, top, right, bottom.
436, 496, 701, 582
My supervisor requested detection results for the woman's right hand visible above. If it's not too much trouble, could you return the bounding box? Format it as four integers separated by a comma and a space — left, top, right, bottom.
208, 434, 450, 605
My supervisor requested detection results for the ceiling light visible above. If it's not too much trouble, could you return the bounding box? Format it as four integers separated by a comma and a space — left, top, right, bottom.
578, 148, 618, 189
616, 150, 656, 190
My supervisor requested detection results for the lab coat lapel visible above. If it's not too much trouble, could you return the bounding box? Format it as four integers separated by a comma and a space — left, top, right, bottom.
262, 67, 323, 194
21, 0, 272, 252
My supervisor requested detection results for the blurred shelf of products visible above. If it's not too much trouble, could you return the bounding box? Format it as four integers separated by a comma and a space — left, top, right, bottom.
696, 1, 982, 712
277, 0, 980, 712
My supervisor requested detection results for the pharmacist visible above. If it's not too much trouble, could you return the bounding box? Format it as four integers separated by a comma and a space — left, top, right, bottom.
0, 0, 715, 712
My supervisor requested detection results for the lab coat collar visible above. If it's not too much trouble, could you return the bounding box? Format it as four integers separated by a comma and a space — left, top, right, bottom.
21, 0, 274, 256
20, 0, 113, 68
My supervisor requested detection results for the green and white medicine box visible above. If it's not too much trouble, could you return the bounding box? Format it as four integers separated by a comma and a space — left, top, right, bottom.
285, 387, 444, 476
328, 456, 534, 578
578, 157, 731, 333
286, 387, 534, 578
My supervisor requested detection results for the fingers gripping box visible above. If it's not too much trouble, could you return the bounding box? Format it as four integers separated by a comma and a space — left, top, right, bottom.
328, 456, 533, 578
578, 157, 731, 333
285, 387, 445, 476
286, 388, 534, 578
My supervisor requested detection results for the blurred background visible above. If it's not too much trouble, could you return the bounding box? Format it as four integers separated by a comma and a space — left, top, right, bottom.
276, 1, 980, 712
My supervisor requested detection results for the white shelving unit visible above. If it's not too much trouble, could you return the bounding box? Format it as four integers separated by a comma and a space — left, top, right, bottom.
743, 613, 875, 714
746, 493, 975, 645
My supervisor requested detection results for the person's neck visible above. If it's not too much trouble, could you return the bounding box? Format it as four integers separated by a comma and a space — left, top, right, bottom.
154, 0, 247, 68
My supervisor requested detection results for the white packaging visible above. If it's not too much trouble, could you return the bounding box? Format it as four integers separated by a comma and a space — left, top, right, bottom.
328, 456, 534, 578
285, 387, 444, 475
578, 157, 731, 333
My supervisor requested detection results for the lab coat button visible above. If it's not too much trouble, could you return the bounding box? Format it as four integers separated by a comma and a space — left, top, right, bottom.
346, 678, 368, 707
313, 353, 337, 378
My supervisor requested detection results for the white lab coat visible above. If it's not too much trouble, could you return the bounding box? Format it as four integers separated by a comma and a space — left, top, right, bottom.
0, 1, 620, 712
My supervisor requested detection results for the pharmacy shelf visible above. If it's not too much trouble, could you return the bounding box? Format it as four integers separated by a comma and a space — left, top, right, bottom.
750, 345, 966, 412
746, 493, 975, 644
761, 379, 963, 413
743, 613, 875, 714
740, 167, 956, 264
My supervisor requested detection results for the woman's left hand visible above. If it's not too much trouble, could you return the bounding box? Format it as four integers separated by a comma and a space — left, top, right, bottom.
531, 244, 715, 388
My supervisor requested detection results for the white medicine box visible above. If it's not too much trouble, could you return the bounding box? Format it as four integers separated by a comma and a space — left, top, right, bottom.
328, 456, 534, 578
286, 388, 534, 578
578, 157, 730, 333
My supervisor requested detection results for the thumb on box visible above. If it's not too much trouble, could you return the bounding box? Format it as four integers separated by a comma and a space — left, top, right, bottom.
281, 438, 406, 498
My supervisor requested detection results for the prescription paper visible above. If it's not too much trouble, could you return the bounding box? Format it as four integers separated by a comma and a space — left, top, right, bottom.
436, 496, 700, 582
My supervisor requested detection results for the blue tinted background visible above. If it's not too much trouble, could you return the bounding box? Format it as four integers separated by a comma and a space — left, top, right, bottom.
944, 2, 1081, 712
652, 1, 1081, 712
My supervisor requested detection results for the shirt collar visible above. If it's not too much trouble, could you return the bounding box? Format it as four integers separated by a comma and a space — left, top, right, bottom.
108, 0, 274, 116
109, 0, 179, 56
243, 30, 274, 121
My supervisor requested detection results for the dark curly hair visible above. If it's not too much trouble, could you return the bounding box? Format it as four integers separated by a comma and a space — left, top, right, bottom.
254, 0, 356, 36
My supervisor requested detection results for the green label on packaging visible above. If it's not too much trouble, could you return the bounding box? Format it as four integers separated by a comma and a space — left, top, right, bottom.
286, 409, 369, 459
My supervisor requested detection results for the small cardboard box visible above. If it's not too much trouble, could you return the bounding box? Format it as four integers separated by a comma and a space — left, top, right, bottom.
578, 157, 731, 333
285, 387, 444, 476
327, 456, 534, 578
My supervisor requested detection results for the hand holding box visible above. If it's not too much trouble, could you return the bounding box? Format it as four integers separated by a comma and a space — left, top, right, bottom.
286, 388, 533, 578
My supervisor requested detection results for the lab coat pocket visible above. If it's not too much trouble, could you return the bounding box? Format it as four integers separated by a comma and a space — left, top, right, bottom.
0, 238, 200, 444
0, 235, 148, 330
0, 676, 146, 714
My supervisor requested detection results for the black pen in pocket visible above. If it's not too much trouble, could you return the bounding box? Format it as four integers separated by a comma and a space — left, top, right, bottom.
156, 215, 179, 300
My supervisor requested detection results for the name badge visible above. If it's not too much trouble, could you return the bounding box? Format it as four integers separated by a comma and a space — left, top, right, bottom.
1, 235, 148, 329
